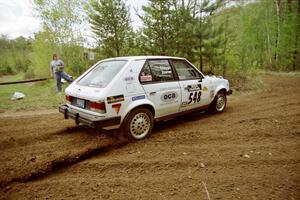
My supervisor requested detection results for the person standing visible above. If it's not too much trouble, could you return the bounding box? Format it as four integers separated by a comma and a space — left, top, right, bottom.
50, 54, 73, 94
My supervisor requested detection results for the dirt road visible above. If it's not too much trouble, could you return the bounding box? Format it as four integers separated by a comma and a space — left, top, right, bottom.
0, 75, 299, 200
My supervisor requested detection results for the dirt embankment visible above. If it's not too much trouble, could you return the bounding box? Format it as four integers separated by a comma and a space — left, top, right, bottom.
0, 75, 300, 200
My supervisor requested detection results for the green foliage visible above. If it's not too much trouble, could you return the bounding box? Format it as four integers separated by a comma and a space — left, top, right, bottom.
0, 60, 13, 75
139, 0, 224, 70
0, 36, 32, 76
139, 0, 174, 55
31, 31, 56, 77
275, 0, 300, 71
208, 0, 300, 75
88, 0, 133, 57
192, 0, 224, 71
32, 0, 87, 78
2, 0, 299, 82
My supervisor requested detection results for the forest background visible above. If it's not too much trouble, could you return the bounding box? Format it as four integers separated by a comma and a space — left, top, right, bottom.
0, 0, 299, 91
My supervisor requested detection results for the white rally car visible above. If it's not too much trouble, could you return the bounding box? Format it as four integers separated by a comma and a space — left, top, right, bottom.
59, 56, 232, 140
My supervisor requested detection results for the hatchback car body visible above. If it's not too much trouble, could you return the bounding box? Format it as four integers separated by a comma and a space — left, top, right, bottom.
59, 56, 232, 140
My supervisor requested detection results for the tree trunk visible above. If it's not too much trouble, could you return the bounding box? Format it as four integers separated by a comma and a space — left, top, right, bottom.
160, 7, 166, 55
222, 15, 229, 77
199, 10, 203, 72
292, 0, 300, 71
113, 21, 120, 56
200, 44, 203, 72
293, 35, 298, 71
274, 0, 281, 67
264, 1, 272, 67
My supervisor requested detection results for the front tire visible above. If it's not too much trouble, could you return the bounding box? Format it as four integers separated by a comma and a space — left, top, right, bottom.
210, 92, 227, 113
122, 107, 154, 141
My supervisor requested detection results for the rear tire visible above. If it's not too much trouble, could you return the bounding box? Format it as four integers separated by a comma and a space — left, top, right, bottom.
121, 107, 154, 141
209, 92, 227, 113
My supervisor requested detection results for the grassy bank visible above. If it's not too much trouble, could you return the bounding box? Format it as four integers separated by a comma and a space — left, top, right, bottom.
0, 75, 67, 112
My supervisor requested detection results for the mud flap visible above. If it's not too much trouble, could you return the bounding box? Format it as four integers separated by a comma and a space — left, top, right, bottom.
227, 89, 233, 95
64, 108, 68, 119
75, 113, 80, 125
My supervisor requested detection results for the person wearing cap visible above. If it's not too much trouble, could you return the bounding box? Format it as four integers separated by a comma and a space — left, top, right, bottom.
50, 54, 73, 94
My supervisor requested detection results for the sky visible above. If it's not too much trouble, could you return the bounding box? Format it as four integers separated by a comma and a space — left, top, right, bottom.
0, 0, 147, 39
0, 0, 40, 38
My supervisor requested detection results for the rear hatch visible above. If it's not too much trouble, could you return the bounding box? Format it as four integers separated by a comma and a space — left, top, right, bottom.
65, 59, 128, 114
66, 85, 106, 113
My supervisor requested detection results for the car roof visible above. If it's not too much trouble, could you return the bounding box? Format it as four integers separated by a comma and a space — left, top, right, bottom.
102, 56, 186, 61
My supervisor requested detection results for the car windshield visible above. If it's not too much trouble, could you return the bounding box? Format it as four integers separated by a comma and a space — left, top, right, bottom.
77, 60, 127, 88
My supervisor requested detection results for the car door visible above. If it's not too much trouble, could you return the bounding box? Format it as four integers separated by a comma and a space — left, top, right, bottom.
170, 59, 210, 111
140, 59, 181, 118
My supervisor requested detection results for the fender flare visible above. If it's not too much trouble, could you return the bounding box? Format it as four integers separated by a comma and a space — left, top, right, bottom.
122, 99, 155, 122
213, 85, 228, 98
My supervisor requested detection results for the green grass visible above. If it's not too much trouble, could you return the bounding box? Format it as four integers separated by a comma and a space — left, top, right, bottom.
0, 72, 26, 82
0, 76, 68, 112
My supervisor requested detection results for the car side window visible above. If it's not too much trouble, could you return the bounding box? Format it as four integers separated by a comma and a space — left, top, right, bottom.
172, 60, 201, 80
140, 63, 153, 82
140, 60, 175, 83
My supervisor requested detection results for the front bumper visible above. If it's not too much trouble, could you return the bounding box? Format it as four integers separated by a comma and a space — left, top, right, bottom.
227, 89, 233, 95
59, 104, 121, 128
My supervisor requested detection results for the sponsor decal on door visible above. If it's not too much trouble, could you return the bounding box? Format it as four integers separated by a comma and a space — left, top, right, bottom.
160, 91, 179, 104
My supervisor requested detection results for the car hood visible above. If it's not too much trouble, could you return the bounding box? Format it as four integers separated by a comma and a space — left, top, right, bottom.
205, 75, 224, 80
205, 75, 228, 82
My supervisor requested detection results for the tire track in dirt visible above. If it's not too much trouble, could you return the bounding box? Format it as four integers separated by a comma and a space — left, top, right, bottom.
0, 124, 110, 150
0, 128, 127, 188
0, 137, 126, 188
0, 115, 128, 188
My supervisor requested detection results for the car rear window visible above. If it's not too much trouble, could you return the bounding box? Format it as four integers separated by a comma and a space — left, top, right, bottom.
77, 60, 127, 88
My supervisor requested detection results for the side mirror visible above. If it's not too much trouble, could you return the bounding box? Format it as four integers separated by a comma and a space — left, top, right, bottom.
198, 75, 204, 82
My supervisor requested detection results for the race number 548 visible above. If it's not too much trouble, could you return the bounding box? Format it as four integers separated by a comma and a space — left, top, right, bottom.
188, 91, 201, 104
